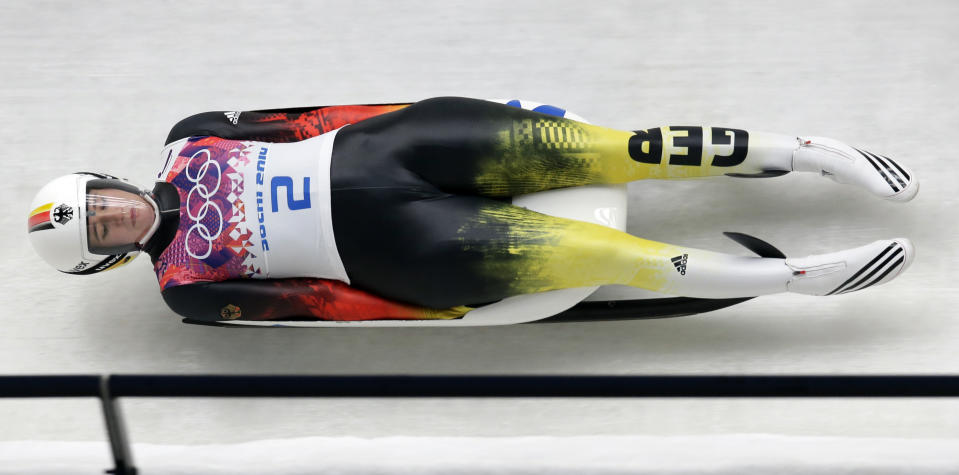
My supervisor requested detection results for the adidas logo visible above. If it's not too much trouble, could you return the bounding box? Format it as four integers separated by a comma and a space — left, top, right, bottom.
224, 111, 241, 125
671, 254, 688, 275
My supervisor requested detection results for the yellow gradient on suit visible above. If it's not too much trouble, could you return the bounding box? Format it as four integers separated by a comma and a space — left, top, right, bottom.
458, 202, 715, 296
460, 115, 798, 298
420, 305, 472, 319
475, 117, 776, 195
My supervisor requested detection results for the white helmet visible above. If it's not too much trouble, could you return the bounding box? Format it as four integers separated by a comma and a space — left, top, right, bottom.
27, 172, 157, 275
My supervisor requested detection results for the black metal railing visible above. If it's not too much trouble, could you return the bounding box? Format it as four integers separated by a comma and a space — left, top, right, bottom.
3, 374, 959, 475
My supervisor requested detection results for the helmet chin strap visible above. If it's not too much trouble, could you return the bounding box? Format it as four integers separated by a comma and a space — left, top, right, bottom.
135, 192, 163, 250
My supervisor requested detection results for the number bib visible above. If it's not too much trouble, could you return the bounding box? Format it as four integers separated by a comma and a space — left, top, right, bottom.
153, 129, 348, 290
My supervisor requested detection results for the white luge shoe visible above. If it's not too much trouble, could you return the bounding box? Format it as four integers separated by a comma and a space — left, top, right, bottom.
785, 238, 914, 296
792, 136, 919, 202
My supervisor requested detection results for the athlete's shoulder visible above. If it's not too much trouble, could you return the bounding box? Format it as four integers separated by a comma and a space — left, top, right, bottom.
165, 111, 240, 145
165, 104, 415, 146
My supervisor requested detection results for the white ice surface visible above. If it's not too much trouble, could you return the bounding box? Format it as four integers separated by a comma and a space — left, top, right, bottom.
2, 0, 959, 473
3, 435, 959, 475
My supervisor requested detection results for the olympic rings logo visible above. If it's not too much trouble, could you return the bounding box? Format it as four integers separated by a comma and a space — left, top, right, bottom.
183, 149, 224, 260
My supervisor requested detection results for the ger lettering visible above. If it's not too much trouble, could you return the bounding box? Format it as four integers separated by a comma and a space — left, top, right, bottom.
628, 126, 749, 167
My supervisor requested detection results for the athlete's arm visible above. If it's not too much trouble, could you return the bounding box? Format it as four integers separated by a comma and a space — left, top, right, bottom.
160, 278, 468, 322
165, 103, 412, 145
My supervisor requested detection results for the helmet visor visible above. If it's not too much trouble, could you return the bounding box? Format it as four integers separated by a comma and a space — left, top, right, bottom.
85, 179, 155, 255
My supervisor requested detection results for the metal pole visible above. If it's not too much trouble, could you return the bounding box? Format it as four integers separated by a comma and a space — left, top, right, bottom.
109, 375, 959, 398
99, 375, 137, 475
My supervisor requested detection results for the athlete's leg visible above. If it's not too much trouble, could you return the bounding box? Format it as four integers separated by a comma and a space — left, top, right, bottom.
333, 189, 911, 309
443, 198, 796, 304
336, 97, 795, 196
331, 97, 917, 308
337, 96, 917, 201
334, 189, 775, 308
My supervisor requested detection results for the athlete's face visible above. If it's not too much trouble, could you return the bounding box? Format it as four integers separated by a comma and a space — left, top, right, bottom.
86, 188, 156, 252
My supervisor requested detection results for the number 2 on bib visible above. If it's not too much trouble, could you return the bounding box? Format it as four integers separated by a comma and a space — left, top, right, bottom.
270, 176, 312, 212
